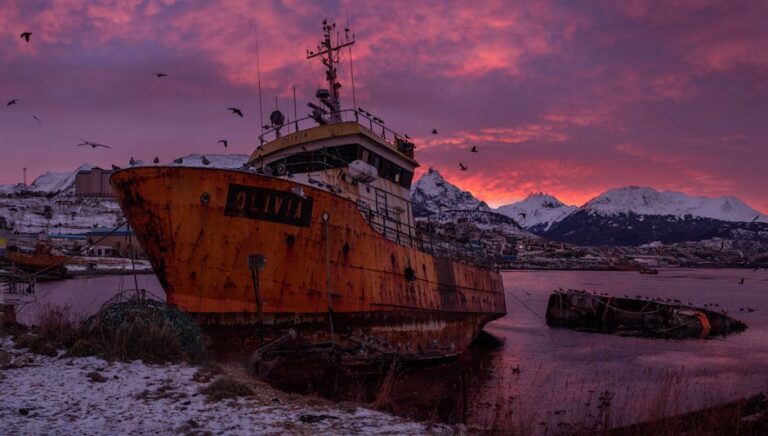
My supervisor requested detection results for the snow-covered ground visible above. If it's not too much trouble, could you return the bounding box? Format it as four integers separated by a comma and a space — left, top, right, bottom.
0, 336, 448, 435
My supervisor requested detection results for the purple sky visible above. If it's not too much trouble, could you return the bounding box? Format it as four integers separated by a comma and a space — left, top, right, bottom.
1, 0, 767, 211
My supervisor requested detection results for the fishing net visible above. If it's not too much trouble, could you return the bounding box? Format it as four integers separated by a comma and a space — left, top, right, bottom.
74, 289, 207, 363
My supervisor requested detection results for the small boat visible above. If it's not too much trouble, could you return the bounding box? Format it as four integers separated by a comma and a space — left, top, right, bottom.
5, 243, 69, 278
546, 290, 746, 339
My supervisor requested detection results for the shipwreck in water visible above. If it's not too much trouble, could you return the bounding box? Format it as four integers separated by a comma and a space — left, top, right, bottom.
110, 20, 506, 363
546, 289, 746, 339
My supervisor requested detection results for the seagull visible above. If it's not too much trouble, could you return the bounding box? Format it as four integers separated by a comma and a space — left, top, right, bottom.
432, 129, 438, 135
77, 139, 111, 149
153, 73, 168, 78
31, 114, 40, 123
471, 145, 478, 152
111, 164, 121, 170
129, 157, 137, 166
739, 278, 745, 285
459, 162, 468, 171
752, 216, 759, 223
20, 32, 32, 42
404, 134, 411, 140
153, 156, 160, 164
218, 139, 228, 148
173, 157, 183, 164
6, 99, 18, 107
227, 107, 243, 117
201, 155, 210, 166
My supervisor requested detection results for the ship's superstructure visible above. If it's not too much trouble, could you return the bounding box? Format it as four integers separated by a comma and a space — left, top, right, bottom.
111, 20, 506, 361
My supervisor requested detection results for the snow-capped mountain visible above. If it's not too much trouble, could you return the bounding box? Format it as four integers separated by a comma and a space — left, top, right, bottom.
582, 186, 768, 223
496, 193, 577, 232
410, 168, 491, 216
543, 186, 768, 246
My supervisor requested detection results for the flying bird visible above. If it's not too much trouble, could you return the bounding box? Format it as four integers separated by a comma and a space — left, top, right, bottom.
218, 139, 228, 148
6, 99, 18, 107
31, 114, 40, 124
77, 139, 111, 149
459, 162, 467, 171
471, 145, 478, 153
431, 129, 438, 135
739, 277, 745, 285
153, 73, 168, 78
201, 155, 210, 166
227, 107, 243, 117
753, 215, 759, 223
20, 32, 32, 42
153, 156, 160, 164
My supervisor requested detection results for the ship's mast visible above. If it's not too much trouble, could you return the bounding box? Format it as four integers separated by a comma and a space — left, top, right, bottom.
307, 19, 354, 123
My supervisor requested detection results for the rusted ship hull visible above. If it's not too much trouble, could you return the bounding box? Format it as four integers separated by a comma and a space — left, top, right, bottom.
111, 167, 506, 360
546, 290, 746, 339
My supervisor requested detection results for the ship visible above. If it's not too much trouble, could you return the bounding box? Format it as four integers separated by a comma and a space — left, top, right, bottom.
5, 242, 69, 278
111, 20, 507, 361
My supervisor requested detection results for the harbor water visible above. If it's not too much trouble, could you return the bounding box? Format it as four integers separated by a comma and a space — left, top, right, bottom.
13, 268, 768, 431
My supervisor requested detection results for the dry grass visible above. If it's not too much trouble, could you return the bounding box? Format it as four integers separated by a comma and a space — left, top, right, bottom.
199, 377, 255, 402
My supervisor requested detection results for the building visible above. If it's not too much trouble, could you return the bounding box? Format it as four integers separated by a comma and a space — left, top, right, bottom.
75, 167, 115, 197
85, 224, 144, 258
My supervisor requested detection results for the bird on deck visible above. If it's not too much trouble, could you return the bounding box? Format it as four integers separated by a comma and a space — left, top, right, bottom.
739, 278, 745, 285
431, 129, 438, 135
227, 107, 243, 117
153, 73, 168, 78
459, 162, 468, 171
201, 155, 210, 166
6, 99, 18, 107
77, 139, 111, 149
111, 164, 121, 170
173, 157, 183, 164
129, 157, 137, 166
20, 32, 32, 42
471, 145, 478, 152
218, 139, 228, 148
153, 157, 160, 164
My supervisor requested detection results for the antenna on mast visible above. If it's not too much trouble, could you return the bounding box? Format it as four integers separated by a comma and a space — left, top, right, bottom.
307, 18, 355, 124
347, 15, 357, 119
254, 23, 265, 134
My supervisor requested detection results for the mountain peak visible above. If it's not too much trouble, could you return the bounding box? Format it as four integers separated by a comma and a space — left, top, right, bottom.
584, 186, 768, 223
497, 193, 576, 231
410, 169, 490, 216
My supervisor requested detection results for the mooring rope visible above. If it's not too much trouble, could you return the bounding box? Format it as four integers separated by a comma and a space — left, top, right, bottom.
504, 288, 545, 321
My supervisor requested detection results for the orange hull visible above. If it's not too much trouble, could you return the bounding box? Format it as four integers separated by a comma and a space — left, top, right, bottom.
111, 167, 506, 358
7, 252, 67, 271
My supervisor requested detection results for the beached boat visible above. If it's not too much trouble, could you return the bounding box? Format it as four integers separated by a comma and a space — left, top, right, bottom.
5, 243, 68, 277
546, 289, 746, 339
111, 20, 507, 361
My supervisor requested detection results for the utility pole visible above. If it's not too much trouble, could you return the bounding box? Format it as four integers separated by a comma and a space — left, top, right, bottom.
307, 19, 355, 123
23, 167, 27, 186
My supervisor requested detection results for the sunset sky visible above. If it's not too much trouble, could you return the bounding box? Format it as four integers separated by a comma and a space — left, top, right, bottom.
1, 0, 767, 211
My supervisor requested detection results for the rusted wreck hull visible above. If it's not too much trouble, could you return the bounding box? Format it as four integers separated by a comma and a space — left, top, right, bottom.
546, 290, 746, 339
110, 167, 506, 360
